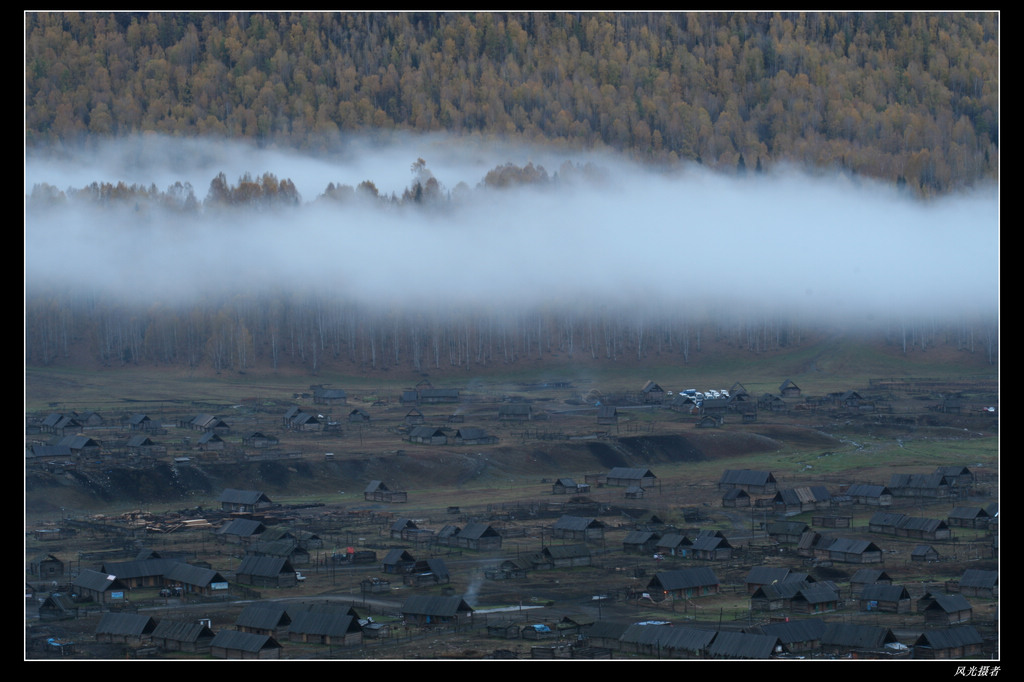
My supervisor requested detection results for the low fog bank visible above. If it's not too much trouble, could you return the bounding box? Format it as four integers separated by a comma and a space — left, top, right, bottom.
25, 134, 999, 327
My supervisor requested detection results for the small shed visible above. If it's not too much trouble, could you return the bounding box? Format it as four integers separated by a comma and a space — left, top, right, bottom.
911, 544, 941, 562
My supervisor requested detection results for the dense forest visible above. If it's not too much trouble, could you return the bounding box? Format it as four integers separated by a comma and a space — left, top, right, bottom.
26, 11, 997, 194
24, 12, 999, 375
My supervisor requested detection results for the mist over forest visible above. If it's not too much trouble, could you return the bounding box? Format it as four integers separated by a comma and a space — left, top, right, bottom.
24, 134, 997, 372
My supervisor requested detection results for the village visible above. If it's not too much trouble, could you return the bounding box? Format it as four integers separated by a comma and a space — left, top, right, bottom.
25, 376, 999, 660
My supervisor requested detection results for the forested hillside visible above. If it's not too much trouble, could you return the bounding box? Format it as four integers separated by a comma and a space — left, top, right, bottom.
26, 11, 997, 194
24, 12, 999, 376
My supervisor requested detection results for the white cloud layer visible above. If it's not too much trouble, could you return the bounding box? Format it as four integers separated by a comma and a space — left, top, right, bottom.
25, 134, 998, 325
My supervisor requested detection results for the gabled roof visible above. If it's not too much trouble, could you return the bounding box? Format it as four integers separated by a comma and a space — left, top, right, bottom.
552, 515, 605, 531
821, 623, 897, 648
850, 568, 892, 583
959, 569, 998, 589
218, 489, 271, 505
541, 544, 591, 560
948, 506, 992, 520
745, 566, 800, 585
236, 602, 292, 630
826, 537, 882, 554
382, 548, 416, 564
401, 595, 473, 617
236, 555, 294, 578
210, 630, 281, 653
457, 522, 500, 539
690, 535, 732, 552
455, 427, 491, 440
887, 472, 949, 489
218, 518, 267, 537
623, 530, 660, 544
846, 484, 891, 497
914, 625, 983, 650
654, 533, 693, 549
96, 612, 157, 636
860, 584, 911, 601
607, 467, 656, 479
707, 631, 781, 659
754, 618, 827, 644
73, 569, 126, 592
151, 619, 214, 642
719, 469, 776, 486
773, 486, 831, 505
649, 567, 720, 591
926, 594, 973, 613
408, 426, 446, 438
289, 610, 360, 637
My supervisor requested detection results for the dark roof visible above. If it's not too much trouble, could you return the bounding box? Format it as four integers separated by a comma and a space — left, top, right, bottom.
218, 489, 271, 505
719, 469, 776, 486
773, 486, 831, 505
401, 595, 473, 617
73, 569, 125, 592
151, 619, 214, 642
382, 548, 416, 564
218, 518, 267, 537
289, 609, 360, 637
541, 544, 592, 560
850, 568, 892, 583
846, 484, 891, 497
914, 626, 983, 650
754, 618, 827, 644
607, 467, 656, 479
457, 522, 500, 539
745, 566, 799, 585
826, 537, 882, 554
236, 602, 292, 630
552, 515, 605, 531
959, 569, 998, 589
707, 631, 781, 659
96, 612, 157, 636
927, 594, 973, 613
236, 555, 294, 577
649, 567, 720, 591
210, 630, 281, 653
860, 584, 911, 601
821, 623, 897, 648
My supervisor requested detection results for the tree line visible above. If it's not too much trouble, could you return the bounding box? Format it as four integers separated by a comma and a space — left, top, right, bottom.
25, 11, 998, 196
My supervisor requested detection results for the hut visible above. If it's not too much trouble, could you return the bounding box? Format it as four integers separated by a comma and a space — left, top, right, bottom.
551, 515, 606, 542
859, 584, 913, 613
